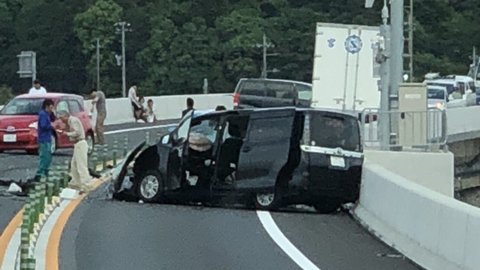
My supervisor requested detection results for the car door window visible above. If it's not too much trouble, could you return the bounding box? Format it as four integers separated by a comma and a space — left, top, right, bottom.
247, 117, 291, 143
68, 99, 82, 114
296, 84, 312, 101
172, 114, 192, 144
56, 100, 69, 113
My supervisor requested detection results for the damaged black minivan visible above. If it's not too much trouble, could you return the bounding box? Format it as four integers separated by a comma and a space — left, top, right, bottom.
111, 107, 363, 213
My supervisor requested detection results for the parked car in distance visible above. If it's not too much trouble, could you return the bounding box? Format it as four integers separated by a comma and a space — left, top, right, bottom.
233, 78, 312, 109
0, 93, 95, 154
424, 74, 476, 107
112, 107, 363, 213
427, 85, 448, 110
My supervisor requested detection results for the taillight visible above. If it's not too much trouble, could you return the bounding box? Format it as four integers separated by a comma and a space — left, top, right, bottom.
233, 93, 240, 107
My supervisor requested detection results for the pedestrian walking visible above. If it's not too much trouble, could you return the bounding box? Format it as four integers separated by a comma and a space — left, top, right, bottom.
28, 79, 47, 95
56, 111, 92, 192
90, 88, 107, 145
35, 99, 55, 181
182, 97, 194, 117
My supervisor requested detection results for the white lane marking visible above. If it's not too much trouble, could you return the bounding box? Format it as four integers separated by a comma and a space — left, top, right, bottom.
35, 200, 69, 270
256, 211, 321, 270
0, 228, 20, 270
104, 123, 177, 135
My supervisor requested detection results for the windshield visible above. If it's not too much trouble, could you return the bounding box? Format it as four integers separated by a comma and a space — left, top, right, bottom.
427, 82, 454, 94
308, 112, 360, 151
0, 98, 44, 115
427, 88, 446, 99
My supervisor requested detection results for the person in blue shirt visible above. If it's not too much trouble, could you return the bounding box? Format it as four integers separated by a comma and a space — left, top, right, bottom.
35, 99, 55, 180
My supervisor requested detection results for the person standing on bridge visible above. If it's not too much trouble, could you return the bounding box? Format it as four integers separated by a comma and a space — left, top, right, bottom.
56, 110, 92, 192
35, 99, 55, 181
128, 85, 143, 121
182, 97, 194, 117
90, 88, 107, 145
28, 79, 47, 95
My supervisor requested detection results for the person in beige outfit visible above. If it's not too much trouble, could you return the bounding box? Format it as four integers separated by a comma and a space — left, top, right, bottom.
56, 111, 92, 192
90, 88, 107, 145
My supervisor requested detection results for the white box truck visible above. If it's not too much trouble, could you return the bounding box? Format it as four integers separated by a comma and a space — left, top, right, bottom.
311, 23, 381, 111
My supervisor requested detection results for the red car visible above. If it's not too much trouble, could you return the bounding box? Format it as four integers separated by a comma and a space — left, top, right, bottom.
0, 93, 95, 154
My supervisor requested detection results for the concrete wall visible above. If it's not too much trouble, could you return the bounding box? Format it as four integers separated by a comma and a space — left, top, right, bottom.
447, 106, 480, 142
84, 93, 233, 125
355, 162, 480, 270
364, 150, 454, 197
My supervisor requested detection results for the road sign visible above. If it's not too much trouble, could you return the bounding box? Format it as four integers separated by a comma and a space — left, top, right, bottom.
365, 0, 375, 8
17, 51, 36, 81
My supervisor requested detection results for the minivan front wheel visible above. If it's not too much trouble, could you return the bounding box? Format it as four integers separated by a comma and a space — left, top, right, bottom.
137, 170, 164, 203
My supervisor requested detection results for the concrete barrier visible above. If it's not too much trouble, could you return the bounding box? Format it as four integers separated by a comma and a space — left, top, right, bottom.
355, 161, 480, 270
365, 150, 454, 196
84, 93, 233, 125
447, 106, 480, 142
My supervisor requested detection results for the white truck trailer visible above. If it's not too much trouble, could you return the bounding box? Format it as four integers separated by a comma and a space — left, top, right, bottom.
311, 23, 381, 111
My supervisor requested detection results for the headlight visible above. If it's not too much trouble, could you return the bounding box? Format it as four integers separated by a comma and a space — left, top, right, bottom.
436, 102, 445, 109
28, 121, 38, 129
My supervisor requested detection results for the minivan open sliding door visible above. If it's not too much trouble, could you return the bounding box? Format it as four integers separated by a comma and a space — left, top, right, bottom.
235, 108, 295, 189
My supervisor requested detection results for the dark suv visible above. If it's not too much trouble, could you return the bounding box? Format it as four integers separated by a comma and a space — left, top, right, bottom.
112, 107, 363, 213
233, 78, 312, 109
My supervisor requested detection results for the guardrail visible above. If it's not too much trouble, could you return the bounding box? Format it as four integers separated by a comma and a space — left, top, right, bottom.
15, 135, 134, 270
360, 108, 447, 151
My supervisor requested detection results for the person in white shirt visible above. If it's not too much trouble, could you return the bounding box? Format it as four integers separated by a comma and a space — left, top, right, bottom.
28, 80, 47, 95
128, 85, 142, 120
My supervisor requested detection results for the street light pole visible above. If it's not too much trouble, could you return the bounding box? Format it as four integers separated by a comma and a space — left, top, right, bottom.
121, 23, 126, 97
115, 21, 130, 97
96, 38, 100, 91
262, 34, 267, 79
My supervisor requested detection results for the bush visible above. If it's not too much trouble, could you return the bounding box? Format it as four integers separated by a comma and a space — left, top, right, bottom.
0, 85, 14, 106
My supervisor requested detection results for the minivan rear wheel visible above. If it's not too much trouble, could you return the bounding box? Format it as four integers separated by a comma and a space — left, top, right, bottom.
254, 190, 280, 211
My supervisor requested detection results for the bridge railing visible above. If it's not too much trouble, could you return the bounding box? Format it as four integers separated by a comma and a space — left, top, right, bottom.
360, 108, 447, 151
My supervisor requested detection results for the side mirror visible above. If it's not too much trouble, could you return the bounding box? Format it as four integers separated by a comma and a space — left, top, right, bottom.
161, 134, 170, 144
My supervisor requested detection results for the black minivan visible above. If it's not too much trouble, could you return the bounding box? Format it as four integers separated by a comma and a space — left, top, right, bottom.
112, 107, 362, 213
233, 78, 312, 109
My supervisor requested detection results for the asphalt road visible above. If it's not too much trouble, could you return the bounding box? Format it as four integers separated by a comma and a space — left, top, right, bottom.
59, 189, 421, 270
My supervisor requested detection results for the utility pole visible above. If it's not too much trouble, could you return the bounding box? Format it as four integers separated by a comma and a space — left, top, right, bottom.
379, 1, 391, 149
390, 0, 404, 101
115, 21, 131, 97
404, 0, 414, 82
96, 38, 100, 91
254, 34, 278, 79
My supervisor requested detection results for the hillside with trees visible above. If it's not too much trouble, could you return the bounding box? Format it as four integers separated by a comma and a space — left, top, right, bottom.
0, 0, 478, 98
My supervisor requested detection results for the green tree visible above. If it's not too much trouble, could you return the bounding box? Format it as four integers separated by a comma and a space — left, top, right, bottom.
74, 0, 123, 95
0, 85, 14, 105
215, 8, 265, 84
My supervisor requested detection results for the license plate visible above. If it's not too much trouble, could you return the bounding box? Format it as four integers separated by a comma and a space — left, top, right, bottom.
3, 134, 17, 142
330, 156, 345, 168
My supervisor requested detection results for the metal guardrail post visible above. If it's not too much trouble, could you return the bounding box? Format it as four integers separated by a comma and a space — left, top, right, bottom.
123, 136, 128, 158
102, 145, 107, 171
113, 138, 118, 166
